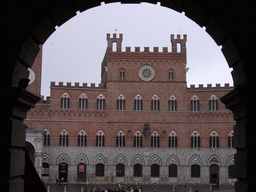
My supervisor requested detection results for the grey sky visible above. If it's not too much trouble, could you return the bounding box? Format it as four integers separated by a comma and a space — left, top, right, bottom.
41, 2, 233, 97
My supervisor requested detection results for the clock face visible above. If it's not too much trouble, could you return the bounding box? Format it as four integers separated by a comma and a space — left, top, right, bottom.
28, 68, 36, 85
138, 65, 155, 81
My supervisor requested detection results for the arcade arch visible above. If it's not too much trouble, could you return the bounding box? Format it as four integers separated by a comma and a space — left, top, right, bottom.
5, 1, 253, 191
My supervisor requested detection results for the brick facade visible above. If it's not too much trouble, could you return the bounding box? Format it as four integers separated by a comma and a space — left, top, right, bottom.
25, 34, 236, 185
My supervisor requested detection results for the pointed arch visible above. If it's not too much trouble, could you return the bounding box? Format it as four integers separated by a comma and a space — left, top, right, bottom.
117, 94, 126, 110
151, 95, 160, 111
79, 93, 88, 109
168, 131, 178, 148
226, 155, 235, 166
96, 130, 105, 147
113, 154, 128, 165
42, 153, 52, 164
134, 94, 143, 111
151, 131, 160, 147
188, 154, 203, 166
131, 154, 145, 166
148, 154, 162, 166
191, 131, 201, 148
56, 153, 71, 165
209, 131, 219, 148
77, 130, 87, 147
209, 95, 219, 111
134, 131, 143, 147
94, 154, 107, 165
208, 154, 222, 166
75, 153, 89, 165
168, 95, 177, 111
59, 129, 69, 146
116, 131, 125, 147
166, 154, 180, 166
96, 94, 106, 110
190, 95, 200, 111
60, 92, 70, 109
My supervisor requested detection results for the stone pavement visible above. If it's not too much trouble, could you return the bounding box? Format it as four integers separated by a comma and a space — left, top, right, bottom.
45, 184, 234, 192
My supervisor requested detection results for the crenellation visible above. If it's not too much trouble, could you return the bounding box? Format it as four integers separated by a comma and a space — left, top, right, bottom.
67, 82, 71, 87
153, 47, 159, 52
75, 82, 79, 87
135, 47, 140, 52
144, 47, 149, 52
188, 83, 233, 90
163, 47, 168, 52
125, 47, 131, 52
83, 83, 87, 88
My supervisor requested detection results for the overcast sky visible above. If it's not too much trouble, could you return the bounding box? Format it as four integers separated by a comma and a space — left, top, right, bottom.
41, 2, 233, 97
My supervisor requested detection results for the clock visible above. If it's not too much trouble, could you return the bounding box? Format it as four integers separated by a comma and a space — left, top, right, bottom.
138, 65, 155, 81
28, 67, 36, 85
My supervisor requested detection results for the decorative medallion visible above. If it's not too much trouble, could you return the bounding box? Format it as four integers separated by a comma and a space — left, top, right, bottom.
138, 65, 155, 81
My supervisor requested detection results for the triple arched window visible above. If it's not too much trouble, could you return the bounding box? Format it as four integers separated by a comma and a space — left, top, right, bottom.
43, 130, 50, 146
116, 131, 125, 147
134, 131, 143, 147
168, 131, 178, 148
117, 95, 126, 110
79, 94, 88, 109
151, 95, 160, 111
228, 131, 234, 148
59, 130, 69, 146
191, 95, 200, 111
209, 95, 219, 111
151, 131, 160, 147
209, 131, 219, 148
60, 93, 70, 109
191, 131, 200, 148
96, 94, 106, 110
77, 130, 87, 147
134, 95, 143, 111
168, 95, 177, 111
96, 131, 105, 147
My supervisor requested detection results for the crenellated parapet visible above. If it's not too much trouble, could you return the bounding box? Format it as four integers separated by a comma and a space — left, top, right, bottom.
50, 81, 105, 89
188, 83, 233, 90
107, 33, 187, 53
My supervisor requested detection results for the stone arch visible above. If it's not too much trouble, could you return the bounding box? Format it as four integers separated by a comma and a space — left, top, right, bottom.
113, 154, 128, 165
207, 154, 222, 166
56, 153, 71, 165
188, 154, 203, 166
42, 153, 52, 165
226, 155, 235, 166
75, 153, 89, 165
5, 1, 253, 191
148, 154, 162, 166
131, 154, 145, 166
94, 154, 107, 165
166, 154, 180, 166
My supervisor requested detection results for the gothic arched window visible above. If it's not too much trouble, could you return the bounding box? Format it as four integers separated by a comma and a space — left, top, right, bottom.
168, 95, 177, 111
116, 131, 125, 147
79, 93, 88, 109
134, 95, 143, 111
60, 93, 70, 109
168, 131, 178, 148
151, 95, 160, 111
151, 131, 160, 148
228, 131, 234, 148
209, 95, 219, 111
77, 130, 87, 147
134, 131, 143, 147
117, 95, 126, 110
209, 131, 219, 148
96, 94, 106, 110
191, 131, 200, 148
43, 129, 50, 146
96, 131, 105, 147
59, 130, 69, 146
191, 95, 200, 111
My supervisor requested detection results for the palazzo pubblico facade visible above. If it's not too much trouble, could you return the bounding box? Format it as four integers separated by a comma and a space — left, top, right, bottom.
25, 34, 236, 185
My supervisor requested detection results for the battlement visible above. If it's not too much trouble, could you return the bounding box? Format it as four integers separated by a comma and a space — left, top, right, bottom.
107, 33, 186, 53
188, 83, 233, 90
50, 81, 105, 89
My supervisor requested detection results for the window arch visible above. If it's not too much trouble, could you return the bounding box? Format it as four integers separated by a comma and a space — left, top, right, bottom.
120, 69, 125, 80
134, 95, 143, 111
95, 163, 104, 177
117, 95, 126, 110
43, 129, 50, 146
190, 95, 200, 111
168, 131, 178, 148
79, 93, 88, 109
151, 131, 160, 147
134, 131, 143, 147
116, 131, 125, 147
191, 131, 200, 148
116, 163, 125, 177
151, 95, 160, 111
151, 164, 160, 177
209, 131, 219, 148
60, 93, 70, 109
77, 130, 87, 147
168, 69, 174, 80
96, 130, 105, 147
209, 95, 219, 111
59, 130, 68, 146
228, 131, 234, 148
168, 95, 177, 111
96, 94, 105, 110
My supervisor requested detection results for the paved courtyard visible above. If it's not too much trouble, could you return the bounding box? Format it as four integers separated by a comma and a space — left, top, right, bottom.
45, 184, 234, 192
